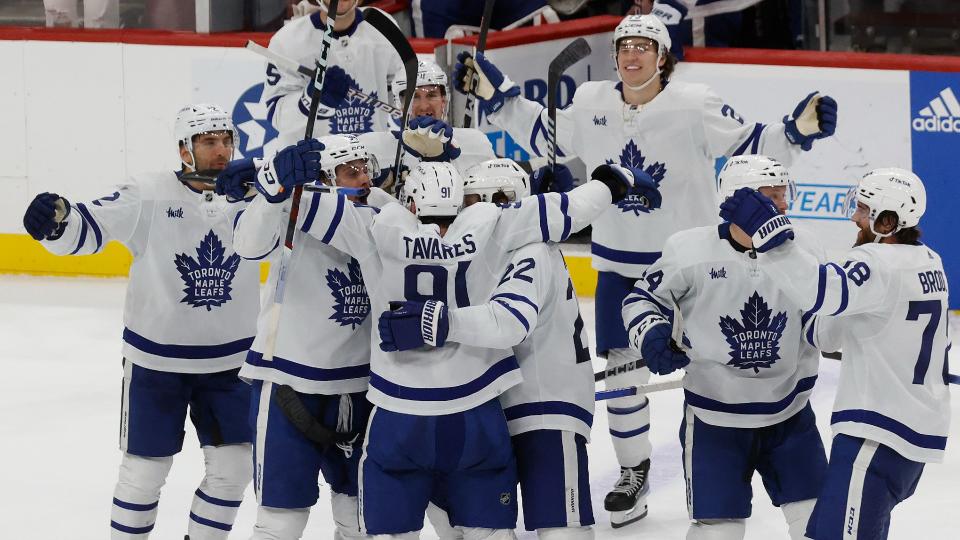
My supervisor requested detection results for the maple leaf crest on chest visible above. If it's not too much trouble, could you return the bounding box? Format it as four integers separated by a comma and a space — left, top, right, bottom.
606, 140, 667, 216
718, 291, 788, 373
326, 258, 370, 329
174, 230, 242, 311
331, 71, 376, 135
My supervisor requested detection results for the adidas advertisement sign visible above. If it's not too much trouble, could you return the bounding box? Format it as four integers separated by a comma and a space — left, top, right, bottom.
912, 87, 960, 133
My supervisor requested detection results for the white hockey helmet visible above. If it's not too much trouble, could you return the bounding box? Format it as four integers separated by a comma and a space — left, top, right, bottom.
390, 60, 449, 116
402, 162, 464, 218
463, 158, 530, 203
613, 14, 671, 56
174, 103, 237, 169
843, 167, 926, 237
317, 134, 379, 183
718, 155, 796, 202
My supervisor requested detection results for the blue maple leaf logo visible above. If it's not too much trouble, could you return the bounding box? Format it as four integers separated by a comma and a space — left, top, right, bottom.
174, 230, 241, 311
326, 258, 370, 328
605, 140, 667, 215
718, 291, 788, 373
330, 72, 376, 135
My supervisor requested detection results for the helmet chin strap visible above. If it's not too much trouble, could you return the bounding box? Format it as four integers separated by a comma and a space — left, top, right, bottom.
618, 50, 664, 92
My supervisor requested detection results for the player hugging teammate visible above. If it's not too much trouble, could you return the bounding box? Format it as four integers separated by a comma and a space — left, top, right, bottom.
24, 4, 955, 540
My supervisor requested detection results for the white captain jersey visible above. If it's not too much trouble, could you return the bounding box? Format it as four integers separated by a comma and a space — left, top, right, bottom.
298, 182, 614, 415
766, 240, 952, 463
622, 223, 825, 428
263, 8, 404, 146
358, 126, 496, 184
446, 242, 595, 439
40, 172, 260, 373
488, 79, 800, 277
232, 188, 384, 395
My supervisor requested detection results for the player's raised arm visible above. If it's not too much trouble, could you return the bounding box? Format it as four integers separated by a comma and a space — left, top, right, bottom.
702, 87, 838, 164
496, 164, 663, 251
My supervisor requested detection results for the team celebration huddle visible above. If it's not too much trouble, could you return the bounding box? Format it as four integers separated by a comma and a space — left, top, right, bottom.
20, 1, 951, 539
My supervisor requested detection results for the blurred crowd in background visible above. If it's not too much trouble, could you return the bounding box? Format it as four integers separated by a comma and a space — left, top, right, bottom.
2, 0, 958, 55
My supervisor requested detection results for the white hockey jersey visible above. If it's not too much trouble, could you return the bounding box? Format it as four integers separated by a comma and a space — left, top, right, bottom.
446, 242, 595, 439
621, 224, 824, 428
488, 80, 800, 277
299, 183, 614, 415
263, 8, 404, 146
358, 126, 496, 184
40, 172, 260, 373
233, 189, 378, 395
765, 240, 952, 463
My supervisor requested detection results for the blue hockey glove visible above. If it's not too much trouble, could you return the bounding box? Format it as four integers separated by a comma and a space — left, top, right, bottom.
300, 65, 351, 113
23, 192, 69, 241
453, 51, 521, 115
591, 164, 662, 209
720, 187, 794, 252
215, 158, 257, 201
378, 300, 449, 352
256, 139, 324, 203
636, 319, 690, 376
401, 116, 462, 161
784, 92, 838, 151
531, 163, 575, 194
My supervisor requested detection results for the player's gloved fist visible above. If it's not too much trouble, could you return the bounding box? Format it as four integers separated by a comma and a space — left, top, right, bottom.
301, 65, 351, 113
632, 317, 690, 376
215, 158, 258, 202
24, 192, 71, 241
720, 188, 794, 252
401, 116, 462, 161
378, 299, 449, 352
531, 163, 575, 194
453, 51, 520, 115
256, 139, 324, 203
591, 164, 662, 209
784, 91, 838, 151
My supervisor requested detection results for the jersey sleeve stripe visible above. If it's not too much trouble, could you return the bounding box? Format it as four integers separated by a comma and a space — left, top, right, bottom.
803, 264, 829, 319
503, 401, 594, 426
530, 116, 546, 158
559, 193, 571, 241
626, 287, 670, 315
301, 192, 321, 232
831, 409, 948, 450
805, 317, 818, 347
246, 238, 280, 261
233, 209, 244, 230
368, 355, 519, 401
536, 194, 549, 242
68, 208, 89, 255
591, 242, 661, 265
123, 328, 253, 360
685, 374, 818, 415
731, 122, 765, 156
626, 310, 663, 333
826, 262, 849, 315
494, 299, 530, 332
490, 293, 539, 313
75, 203, 103, 252
320, 193, 346, 244
245, 350, 370, 381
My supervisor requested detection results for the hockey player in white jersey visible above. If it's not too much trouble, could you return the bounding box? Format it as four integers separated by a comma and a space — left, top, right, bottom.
377, 158, 597, 539
262, 0, 404, 146
21, 104, 258, 540
252, 136, 660, 537
621, 155, 827, 540
722, 168, 951, 539
359, 59, 497, 190
452, 14, 839, 526
225, 135, 381, 539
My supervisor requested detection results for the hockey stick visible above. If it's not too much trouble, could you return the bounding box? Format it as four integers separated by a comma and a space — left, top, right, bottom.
245, 40, 404, 120
361, 8, 418, 197
462, 0, 496, 128
546, 37, 591, 171
260, 0, 340, 362
596, 377, 684, 401
595, 359, 645, 382
178, 175, 366, 197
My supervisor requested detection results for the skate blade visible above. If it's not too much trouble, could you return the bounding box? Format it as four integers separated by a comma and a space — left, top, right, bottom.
610, 503, 648, 529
